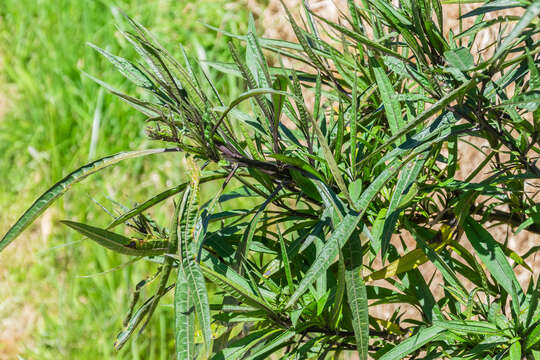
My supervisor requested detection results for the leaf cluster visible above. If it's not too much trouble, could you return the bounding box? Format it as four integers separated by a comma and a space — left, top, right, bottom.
1, 0, 540, 359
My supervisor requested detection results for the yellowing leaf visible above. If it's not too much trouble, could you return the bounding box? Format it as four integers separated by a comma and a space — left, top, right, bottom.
364, 249, 428, 283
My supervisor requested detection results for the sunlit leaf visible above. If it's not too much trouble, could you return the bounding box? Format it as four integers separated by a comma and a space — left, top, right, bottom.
0, 148, 178, 252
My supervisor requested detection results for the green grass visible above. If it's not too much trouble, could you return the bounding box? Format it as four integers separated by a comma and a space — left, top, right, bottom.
0, 0, 248, 358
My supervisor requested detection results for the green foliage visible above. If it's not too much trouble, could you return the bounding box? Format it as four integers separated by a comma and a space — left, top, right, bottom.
0, 1, 248, 358
2, 0, 540, 359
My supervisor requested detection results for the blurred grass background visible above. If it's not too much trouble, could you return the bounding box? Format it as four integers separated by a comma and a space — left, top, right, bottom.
0, 0, 253, 358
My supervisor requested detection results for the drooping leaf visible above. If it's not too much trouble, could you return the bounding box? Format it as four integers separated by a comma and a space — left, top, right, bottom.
0, 148, 179, 252
378, 326, 445, 360
364, 248, 428, 283
243, 329, 296, 360
200, 253, 277, 316
108, 174, 225, 229
234, 185, 281, 271
463, 216, 523, 305
286, 212, 361, 309
211, 329, 279, 360
115, 284, 175, 350
61, 220, 168, 256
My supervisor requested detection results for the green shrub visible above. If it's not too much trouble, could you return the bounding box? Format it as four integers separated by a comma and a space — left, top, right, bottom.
2, 0, 539, 359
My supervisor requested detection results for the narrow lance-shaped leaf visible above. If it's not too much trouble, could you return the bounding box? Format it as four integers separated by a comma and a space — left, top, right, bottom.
244, 329, 296, 360
527, 49, 540, 89
227, 41, 275, 135
433, 320, 500, 335
271, 75, 287, 139
414, 232, 469, 301
88, 43, 154, 89
141, 191, 187, 334
212, 329, 279, 360
335, 98, 345, 163
286, 212, 361, 309
0, 148, 179, 252
200, 256, 278, 316
279, 0, 329, 76
381, 152, 427, 258
375, 113, 466, 168
463, 216, 523, 305
123, 30, 190, 106
371, 57, 405, 139
350, 71, 360, 177
344, 232, 369, 359
509, 341, 522, 360
83, 72, 163, 117
329, 252, 346, 328
178, 170, 213, 354
182, 163, 200, 255
173, 192, 195, 359
495, 91, 540, 109
122, 267, 162, 328
246, 13, 272, 88
277, 226, 294, 293
234, 185, 282, 273
115, 284, 175, 351
354, 154, 413, 211
444, 47, 474, 71
289, 69, 311, 141
357, 78, 476, 168
175, 268, 195, 360
364, 248, 428, 283
491, 0, 540, 62
195, 167, 239, 261
305, 98, 355, 208
526, 323, 540, 350
461, 0, 523, 18
61, 220, 168, 256
210, 88, 291, 136
447, 135, 458, 178
526, 274, 540, 327
288, 150, 422, 308
107, 174, 225, 229
378, 326, 445, 360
